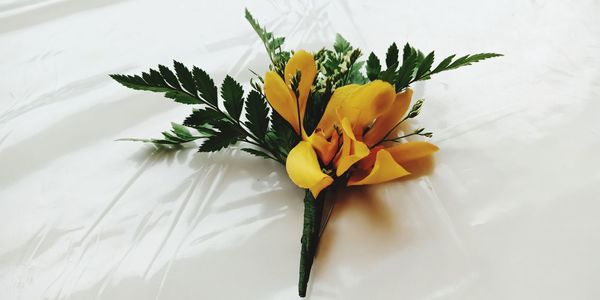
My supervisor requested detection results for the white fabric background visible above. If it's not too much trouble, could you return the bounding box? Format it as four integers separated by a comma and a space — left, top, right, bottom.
1, 0, 599, 299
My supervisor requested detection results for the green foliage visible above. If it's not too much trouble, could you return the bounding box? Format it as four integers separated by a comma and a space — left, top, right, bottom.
314, 35, 366, 90
333, 33, 351, 53
116, 122, 206, 145
268, 112, 298, 159
244, 90, 270, 139
111, 60, 285, 161
110, 66, 200, 105
112, 17, 501, 160
346, 60, 366, 85
183, 108, 223, 129
364, 42, 502, 92
366, 52, 381, 81
173, 61, 196, 95
245, 9, 290, 74
198, 121, 242, 152
192, 67, 218, 106
303, 91, 327, 135
415, 51, 435, 80
385, 42, 399, 70
221, 75, 244, 120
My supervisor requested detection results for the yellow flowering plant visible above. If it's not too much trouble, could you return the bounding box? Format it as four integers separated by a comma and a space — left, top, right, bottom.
110, 9, 501, 297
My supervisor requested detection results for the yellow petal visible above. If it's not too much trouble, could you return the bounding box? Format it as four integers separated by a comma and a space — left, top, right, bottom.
284, 50, 317, 122
307, 129, 339, 165
356, 145, 383, 171
336, 80, 396, 129
286, 141, 334, 197
264, 71, 300, 134
315, 84, 360, 136
348, 149, 410, 186
387, 141, 439, 163
363, 88, 413, 147
335, 118, 370, 176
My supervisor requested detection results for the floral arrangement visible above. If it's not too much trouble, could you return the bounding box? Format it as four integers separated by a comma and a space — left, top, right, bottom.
110, 9, 500, 297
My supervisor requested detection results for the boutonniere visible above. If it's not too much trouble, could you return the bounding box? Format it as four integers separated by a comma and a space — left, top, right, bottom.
110, 9, 501, 297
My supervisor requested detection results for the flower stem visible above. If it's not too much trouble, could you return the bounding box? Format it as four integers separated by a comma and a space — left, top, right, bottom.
370, 116, 408, 148
298, 188, 326, 297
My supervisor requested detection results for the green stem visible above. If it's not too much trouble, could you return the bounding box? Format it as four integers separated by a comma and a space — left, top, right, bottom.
382, 131, 422, 143
298, 189, 326, 297
370, 116, 408, 148
242, 138, 281, 162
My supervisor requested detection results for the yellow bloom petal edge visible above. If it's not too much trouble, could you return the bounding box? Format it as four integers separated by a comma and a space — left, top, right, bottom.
264, 71, 300, 133
307, 130, 339, 165
348, 149, 410, 186
316, 84, 360, 137
387, 141, 439, 163
364, 88, 413, 147
286, 141, 334, 197
284, 50, 317, 120
336, 80, 396, 129
335, 118, 370, 176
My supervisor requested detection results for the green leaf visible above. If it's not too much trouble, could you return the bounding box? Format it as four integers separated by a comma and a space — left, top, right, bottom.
110, 74, 159, 91
183, 108, 223, 127
173, 61, 196, 96
162, 131, 189, 143
379, 63, 397, 84
402, 43, 415, 63
142, 69, 167, 87
198, 121, 242, 152
447, 53, 503, 70
424, 53, 502, 79
416, 49, 425, 64
111, 73, 201, 105
431, 54, 456, 74
396, 52, 418, 90
244, 90, 270, 139
170, 122, 194, 138
269, 37, 285, 51
110, 63, 204, 105
192, 67, 218, 106
245, 8, 268, 43
415, 51, 435, 80
347, 61, 367, 84
385, 42, 399, 70
158, 65, 180, 89
366, 52, 381, 81
271, 112, 296, 150
265, 111, 297, 161
245, 9, 288, 70
303, 88, 328, 135
333, 33, 351, 53
164, 90, 201, 105
117, 123, 205, 145
221, 75, 244, 119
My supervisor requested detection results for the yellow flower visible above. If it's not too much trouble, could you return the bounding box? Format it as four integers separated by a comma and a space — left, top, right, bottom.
264, 50, 438, 197
264, 50, 316, 138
